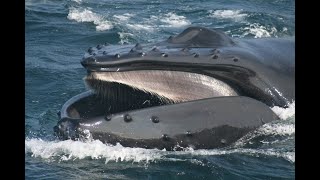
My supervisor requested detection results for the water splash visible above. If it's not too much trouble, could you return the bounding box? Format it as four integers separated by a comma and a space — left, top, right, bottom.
209, 9, 247, 21
25, 138, 294, 164
271, 101, 295, 120
67, 8, 113, 31
242, 23, 278, 38
159, 12, 191, 27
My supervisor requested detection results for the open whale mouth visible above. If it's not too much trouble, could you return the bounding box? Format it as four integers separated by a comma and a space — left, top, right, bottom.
84, 70, 239, 114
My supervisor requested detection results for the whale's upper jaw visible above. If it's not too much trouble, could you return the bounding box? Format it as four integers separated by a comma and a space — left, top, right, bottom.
80, 26, 238, 72
80, 28, 246, 105
79, 27, 247, 103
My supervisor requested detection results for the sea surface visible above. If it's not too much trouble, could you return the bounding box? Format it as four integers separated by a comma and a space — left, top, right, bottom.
25, 0, 295, 179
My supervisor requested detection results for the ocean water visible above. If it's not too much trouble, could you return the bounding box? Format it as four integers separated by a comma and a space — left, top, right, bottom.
25, 0, 295, 179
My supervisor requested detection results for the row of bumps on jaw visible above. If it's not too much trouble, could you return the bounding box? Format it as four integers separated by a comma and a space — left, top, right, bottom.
84, 42, 227, 61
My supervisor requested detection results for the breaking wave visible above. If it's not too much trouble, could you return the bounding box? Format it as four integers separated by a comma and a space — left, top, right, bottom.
271, 101, 295, 120
25, 138, 294, 164
159, 12, 191, 27
242, 23, 278, 38
67, 7, 113, 31
209, 9, 247, 21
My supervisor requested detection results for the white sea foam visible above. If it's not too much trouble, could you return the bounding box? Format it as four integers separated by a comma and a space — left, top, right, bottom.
67, 8, 113, 31
120, 12, 190, 32
160, 12, 191, 27
113, 13, 135, 21
71, 0, 82, 4
126, 24, 154, 31
242, 23, 277, 38
209, 10, 247, 21
25, 139, 162, 163
112, 13, 154, 32
25, 138, 294, 163
271, 101, 295, 120
260, 123, 295, 136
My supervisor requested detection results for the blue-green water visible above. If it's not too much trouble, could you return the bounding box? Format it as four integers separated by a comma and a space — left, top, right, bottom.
25, 0, 295, 179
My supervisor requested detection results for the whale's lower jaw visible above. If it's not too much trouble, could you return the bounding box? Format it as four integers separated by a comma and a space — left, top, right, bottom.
89, 125, 254, 150
54, 91, 279, 150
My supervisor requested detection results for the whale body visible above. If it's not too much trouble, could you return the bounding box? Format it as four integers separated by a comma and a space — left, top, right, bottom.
54, 27, 294, 150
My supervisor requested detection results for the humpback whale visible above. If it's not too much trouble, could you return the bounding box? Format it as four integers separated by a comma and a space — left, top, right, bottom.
54, 27, 295, 150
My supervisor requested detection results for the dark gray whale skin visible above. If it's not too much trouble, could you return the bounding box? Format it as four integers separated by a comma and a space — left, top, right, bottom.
54, 27, 294, 150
